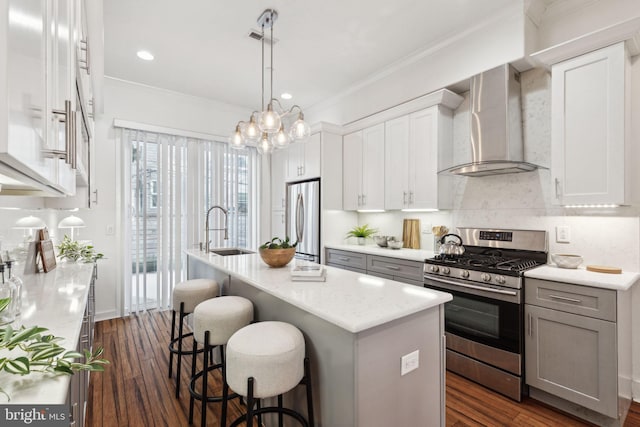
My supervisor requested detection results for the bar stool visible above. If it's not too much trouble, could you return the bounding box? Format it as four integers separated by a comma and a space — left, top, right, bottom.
188, 296, 254, 427
225, 321, 314, 427
168, 278, 219, 398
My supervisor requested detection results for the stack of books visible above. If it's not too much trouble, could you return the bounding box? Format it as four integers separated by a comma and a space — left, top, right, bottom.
290, 264, 327, 282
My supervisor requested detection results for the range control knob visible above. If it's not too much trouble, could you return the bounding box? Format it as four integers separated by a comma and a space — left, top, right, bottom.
459, 270, 469, 279
495, 275, 506, 285
441, 267, 450, 275
481, 273, 492, 282
429, 265, 439, 273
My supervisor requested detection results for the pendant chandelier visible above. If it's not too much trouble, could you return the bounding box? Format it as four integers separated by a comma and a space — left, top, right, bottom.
229, 9, 310, 154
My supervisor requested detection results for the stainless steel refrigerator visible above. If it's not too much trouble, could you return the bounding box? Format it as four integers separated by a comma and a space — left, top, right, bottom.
286, 179, 320, 263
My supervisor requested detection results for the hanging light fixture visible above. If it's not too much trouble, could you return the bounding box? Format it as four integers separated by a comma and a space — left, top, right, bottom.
229, 9, 310, 152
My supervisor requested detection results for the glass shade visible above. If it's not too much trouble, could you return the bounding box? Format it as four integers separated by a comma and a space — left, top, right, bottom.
57, 215, 86, 229
229, 125, 245, 149
273, 124, 291, 148
258, 103, 281, 133
256, 133, 273, 155
13, 216, 46, 229
242, 115, 260, 143
289, 115, 311, 141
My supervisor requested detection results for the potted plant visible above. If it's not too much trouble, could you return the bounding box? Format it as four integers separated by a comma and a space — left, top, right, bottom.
259, 237, 297, 268
346, 224, 378, 245
57, 235, 104, 263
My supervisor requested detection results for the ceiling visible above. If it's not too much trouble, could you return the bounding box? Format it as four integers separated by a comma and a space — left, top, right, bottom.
104, 0, 520, 111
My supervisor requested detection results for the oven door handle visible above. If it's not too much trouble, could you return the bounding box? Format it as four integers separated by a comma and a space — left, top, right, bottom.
424, 276, 518, 296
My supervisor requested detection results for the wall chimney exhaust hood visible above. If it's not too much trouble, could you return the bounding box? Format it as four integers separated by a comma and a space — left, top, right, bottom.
441, 64, 541, 177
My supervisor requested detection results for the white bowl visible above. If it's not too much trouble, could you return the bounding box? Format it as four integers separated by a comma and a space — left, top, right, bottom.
387, 240, 403, 250
551, 254, 583, 269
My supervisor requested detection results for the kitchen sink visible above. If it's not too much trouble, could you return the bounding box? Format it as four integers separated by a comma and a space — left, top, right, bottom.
209, 248, 255, 256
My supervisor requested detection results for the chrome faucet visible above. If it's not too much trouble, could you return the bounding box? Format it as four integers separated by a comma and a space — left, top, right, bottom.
205, 205, 228, 253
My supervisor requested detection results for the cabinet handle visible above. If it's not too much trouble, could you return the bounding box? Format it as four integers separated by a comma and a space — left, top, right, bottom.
554, 178, 561, 199
47, 100, 72, 164
403, 191, 407, 205
528, 312, 532, 336
281, 214, 285, 224
409, 192, 414, 204
79, 38, 90, 74
357, 195, 362, 206
281, 198, 285, 208
71, 110, 77, 169
338, 257, 350, 262
300, 165, 304, 176
362, 194, 367, 205
92, 189, 98, 205
385, 265, 400, 271
548, 294, 582, 304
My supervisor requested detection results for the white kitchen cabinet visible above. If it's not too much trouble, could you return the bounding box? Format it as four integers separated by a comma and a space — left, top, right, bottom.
270, 210, 285, 239
343, 123, 385, 210
551, 42, 631, 206
525, 278, 632, 425
285, 133, 320, 182
385, 106, 453, 210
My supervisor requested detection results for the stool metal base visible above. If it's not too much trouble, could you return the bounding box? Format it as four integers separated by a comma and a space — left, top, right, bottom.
168, 302, 205, 398
227, 356, 315, 427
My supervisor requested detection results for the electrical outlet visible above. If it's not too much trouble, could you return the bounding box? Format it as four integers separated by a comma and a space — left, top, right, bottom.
556, 226, 570, 243
401, 350, 419, 376
422, 223, 432, 234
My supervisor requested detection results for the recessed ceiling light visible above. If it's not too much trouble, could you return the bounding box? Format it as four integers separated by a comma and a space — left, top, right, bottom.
280, 92, 292, 100
137, 50, 154, 61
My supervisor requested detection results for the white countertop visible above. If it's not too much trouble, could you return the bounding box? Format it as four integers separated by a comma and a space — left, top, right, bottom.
0, 262, 94, 404
187, 250, 451, 333
525, 265, 640, 291
324, 244, 435, 262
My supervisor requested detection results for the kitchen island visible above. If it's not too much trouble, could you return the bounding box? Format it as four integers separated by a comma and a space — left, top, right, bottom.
186, 249, 451, 427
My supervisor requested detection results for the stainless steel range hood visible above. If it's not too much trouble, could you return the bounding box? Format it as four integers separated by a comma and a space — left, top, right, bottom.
441, 64, 540, 177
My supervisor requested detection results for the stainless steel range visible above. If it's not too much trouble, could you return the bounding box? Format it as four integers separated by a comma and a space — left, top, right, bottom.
423, 227, 547, 401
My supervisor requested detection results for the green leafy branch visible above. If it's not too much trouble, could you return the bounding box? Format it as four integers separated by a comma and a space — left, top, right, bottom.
0, 301, 109, 401
260, 236, 297, 249
57, 235, 105, 263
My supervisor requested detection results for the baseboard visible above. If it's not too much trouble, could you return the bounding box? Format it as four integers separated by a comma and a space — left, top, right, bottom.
95, 310, 118, 322
633, 378, 640, 403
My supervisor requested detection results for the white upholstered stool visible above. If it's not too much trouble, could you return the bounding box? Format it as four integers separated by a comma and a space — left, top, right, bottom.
187, 296, 254, 427
225, 321, 314, 427
168, 278, 219, 398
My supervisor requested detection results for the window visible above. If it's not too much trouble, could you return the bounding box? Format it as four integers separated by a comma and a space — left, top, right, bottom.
118, 127, 259, 314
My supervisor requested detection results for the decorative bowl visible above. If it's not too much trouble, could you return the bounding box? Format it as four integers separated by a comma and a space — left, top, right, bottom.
259, 247, 296, 268
551, 254, 583, 269
387, 240, 404, 250
373, 236, 390, 247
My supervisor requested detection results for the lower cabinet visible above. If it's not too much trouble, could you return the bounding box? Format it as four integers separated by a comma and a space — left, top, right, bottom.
68, 265, 96, 427
325, 248, 423, 286
524, 278, 629, 424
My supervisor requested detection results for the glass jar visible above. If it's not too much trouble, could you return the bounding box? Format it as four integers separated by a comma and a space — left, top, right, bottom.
0, 270, 16, 325
6, 261, 22, 317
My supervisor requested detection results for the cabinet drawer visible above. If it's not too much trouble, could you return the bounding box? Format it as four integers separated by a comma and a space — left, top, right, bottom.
525, 278, 616, 322
325, 249, 367, 270
367, 255, 423, 282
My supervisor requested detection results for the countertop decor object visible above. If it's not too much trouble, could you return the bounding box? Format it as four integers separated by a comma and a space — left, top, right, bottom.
373, 236, 390, 247
346, 224, 378, 245
586, 265, 622, 274
550, 253, 583, 269
259, 237, 297, 267
228, 9, 310, 153
402, 219, 420, 249
387, 239, 403, 250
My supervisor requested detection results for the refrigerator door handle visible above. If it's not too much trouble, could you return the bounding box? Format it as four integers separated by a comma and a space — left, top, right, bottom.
296, 193, 305, 243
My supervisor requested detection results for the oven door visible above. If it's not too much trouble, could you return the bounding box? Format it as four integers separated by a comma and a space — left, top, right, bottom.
424, 274, 522, 354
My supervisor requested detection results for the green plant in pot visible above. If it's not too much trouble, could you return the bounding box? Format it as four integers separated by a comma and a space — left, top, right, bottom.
57, 235, 104, 263
259, 237, 297, 268
0, 298, 109, 401
346, 224, 378, 245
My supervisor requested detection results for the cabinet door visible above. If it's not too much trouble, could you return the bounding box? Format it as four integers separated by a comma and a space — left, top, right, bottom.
525, 304, 617, 418
361, 123, 385, 210
302, 132, 321, 179
384, 116, 409, 210
271, 210, 285, 239
551, 42, 626, 206
271, 149, 287, 210
285, 141, 302, 181
343, 131, 362, 210
409, 107, 439, 209
2, 0, 53, 182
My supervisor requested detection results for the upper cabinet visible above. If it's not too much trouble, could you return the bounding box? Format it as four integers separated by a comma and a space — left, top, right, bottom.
0, 0, 95, 203
343, 123, 385, 211
385, 106, 454, 210
285, 133, 320, 182
549, 42, 631, 206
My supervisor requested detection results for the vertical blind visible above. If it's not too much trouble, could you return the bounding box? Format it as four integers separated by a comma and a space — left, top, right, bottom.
117, 127, 258, 315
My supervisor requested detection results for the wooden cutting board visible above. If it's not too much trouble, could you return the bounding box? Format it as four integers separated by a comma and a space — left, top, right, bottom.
402, 219, 421, 249
586, 265, 622, 274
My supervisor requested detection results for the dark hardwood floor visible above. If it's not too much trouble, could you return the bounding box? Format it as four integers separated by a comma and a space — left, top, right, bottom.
87, 310, 640, 426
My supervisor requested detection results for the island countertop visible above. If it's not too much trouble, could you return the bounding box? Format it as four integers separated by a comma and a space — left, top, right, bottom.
186, 249, 451, 333
0, 262, 95, 405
